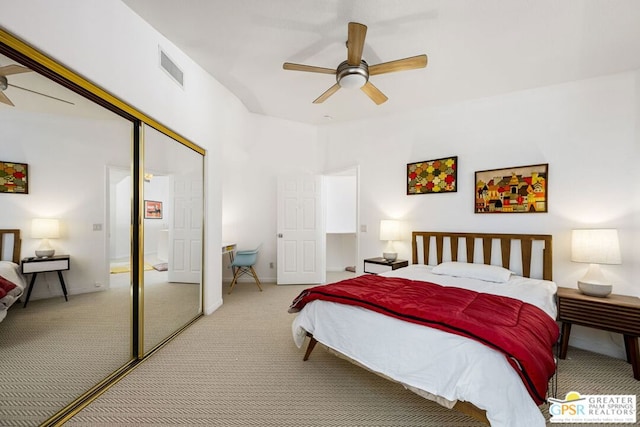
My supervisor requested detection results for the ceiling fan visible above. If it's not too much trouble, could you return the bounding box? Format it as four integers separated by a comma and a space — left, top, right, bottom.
0, 64, 74, 107
283, 22, 427, 105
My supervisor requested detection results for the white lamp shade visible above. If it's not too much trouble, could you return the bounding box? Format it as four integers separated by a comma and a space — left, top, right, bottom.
571, 229, 621, 265
379, 220, 401, 241
31, 218, 60, 239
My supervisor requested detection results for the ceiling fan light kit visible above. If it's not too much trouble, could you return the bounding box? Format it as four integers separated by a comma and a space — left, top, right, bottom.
283, 22, 427, 105
337, 60, 368, 89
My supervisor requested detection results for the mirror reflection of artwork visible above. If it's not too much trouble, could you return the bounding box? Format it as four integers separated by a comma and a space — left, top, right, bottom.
144, 200, 163, 219
0, 160, 28, 193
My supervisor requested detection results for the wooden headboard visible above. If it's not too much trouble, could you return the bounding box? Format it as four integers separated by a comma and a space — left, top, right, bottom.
0, 229, 22, 264
411, 231, 553, 281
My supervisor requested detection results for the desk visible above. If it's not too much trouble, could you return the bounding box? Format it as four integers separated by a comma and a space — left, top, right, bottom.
222, 242, 236, 262
21, 255, 70, 308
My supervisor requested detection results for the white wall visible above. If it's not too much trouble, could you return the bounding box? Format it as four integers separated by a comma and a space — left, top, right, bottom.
220, 112, 320, 283
325, 175, 357, 233
0, 0, 252, 313
320, 70, 640, 359
0, 110, 130, 297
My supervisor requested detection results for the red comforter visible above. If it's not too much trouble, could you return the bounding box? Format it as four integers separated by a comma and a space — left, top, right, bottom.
289, 274, 559, 405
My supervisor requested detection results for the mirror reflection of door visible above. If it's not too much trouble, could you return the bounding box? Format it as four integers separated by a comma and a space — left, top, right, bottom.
142, 124, 203, 353
0, 51, 134, 424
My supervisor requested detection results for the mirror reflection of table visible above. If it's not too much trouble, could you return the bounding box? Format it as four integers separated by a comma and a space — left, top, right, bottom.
222, 243, 236, 262
222, 243, 237, 275
21, 255, 70, 308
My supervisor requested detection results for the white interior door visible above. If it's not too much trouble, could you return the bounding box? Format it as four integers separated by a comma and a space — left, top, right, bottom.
168, 172, 202, 283
277, 175, 325, 285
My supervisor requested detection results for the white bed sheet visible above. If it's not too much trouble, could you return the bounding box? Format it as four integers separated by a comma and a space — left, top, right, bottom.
291, 264, 558, 427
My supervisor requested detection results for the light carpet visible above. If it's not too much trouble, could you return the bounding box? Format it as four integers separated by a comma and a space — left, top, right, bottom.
65, 281, 640, 426
0, 269, 200, 427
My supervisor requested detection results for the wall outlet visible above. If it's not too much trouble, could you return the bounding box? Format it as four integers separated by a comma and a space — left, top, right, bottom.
269, 262, 274, 269
360, 224, 367, 232
93, 223, 103, 231
94, 281, 103, 288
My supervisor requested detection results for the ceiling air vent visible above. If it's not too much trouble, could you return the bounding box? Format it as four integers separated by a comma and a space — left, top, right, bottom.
159, 48, 184, 88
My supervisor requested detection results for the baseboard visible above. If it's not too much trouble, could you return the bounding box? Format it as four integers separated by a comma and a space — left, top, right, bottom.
204, 298, 223, 315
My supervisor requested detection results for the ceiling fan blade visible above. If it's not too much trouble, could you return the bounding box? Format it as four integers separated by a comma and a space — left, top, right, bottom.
313, 83, 341, 104
0, 64, 32, 77
0, 90, 14, 106
368, 54, 428, 76
283, 63, 336, 74
347, 22, 367, 66
8, 83, 75, 105
361, 81, 388, 105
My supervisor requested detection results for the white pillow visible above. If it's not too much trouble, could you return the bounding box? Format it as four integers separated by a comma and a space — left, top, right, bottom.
431, 261, 513, 283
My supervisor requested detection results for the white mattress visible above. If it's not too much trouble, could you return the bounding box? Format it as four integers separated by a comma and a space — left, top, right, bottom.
291, 264, 557, 427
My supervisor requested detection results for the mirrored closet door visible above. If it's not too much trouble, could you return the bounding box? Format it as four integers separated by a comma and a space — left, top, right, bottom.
0, 30, 205, 426
0, 49, 135, 425
142, 124, 203, 353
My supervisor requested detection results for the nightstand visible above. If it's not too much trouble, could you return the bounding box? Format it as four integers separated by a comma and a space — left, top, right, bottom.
363, 257, 408, 274
557, 287, 640, 380
21, 255, 70, 308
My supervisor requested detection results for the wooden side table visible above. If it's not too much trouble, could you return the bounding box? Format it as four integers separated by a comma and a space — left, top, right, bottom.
363, 257, 409, 274
557, 287, 640, 380
21, 255, 70, 308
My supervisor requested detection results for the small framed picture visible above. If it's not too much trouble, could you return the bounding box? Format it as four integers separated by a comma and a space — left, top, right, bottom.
407, 156, 457, 194
474, 163, 548, 213
0, 161, 29, 194
144, 200, 163, 219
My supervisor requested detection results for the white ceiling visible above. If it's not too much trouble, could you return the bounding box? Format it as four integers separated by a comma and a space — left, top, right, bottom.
121, 0, 640, 125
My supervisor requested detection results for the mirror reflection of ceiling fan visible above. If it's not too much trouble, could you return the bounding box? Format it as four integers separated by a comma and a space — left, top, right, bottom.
0, 64, 74, 106
283, 22, 428, 105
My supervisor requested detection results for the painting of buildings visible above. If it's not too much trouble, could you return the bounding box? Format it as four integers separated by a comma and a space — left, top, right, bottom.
475, 164, 548, 213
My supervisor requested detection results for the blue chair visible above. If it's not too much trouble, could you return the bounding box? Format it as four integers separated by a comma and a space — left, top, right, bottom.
228, 247, 262, 294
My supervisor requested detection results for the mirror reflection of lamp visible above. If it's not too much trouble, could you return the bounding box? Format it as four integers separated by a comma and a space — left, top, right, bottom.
31, 218, 60, 258
379, 219, 401, 262
571, 229, 621, 297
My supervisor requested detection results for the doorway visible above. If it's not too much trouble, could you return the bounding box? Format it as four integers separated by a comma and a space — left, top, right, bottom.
324, 166, 359, 282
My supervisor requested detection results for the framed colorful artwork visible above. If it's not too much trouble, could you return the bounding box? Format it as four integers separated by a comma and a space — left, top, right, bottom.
144, 200, 163, 219
407, 156, 457, 194
0, 161, 28, 194
475, 163, 548, 213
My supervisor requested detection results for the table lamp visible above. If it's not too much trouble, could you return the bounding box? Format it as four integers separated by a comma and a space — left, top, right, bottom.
379, 219, 400, 262
571, 229, 621, 297
32, 218, 60, 258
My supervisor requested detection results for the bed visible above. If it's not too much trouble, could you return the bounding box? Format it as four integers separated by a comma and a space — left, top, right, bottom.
0, 229, 26, 322
289, 231, 559, 427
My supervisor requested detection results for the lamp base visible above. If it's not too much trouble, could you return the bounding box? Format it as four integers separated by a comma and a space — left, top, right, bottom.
382, 252, 397, 262
35, 249, 55, 258
577, 264, 612, 297
578, 281, 612, 297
